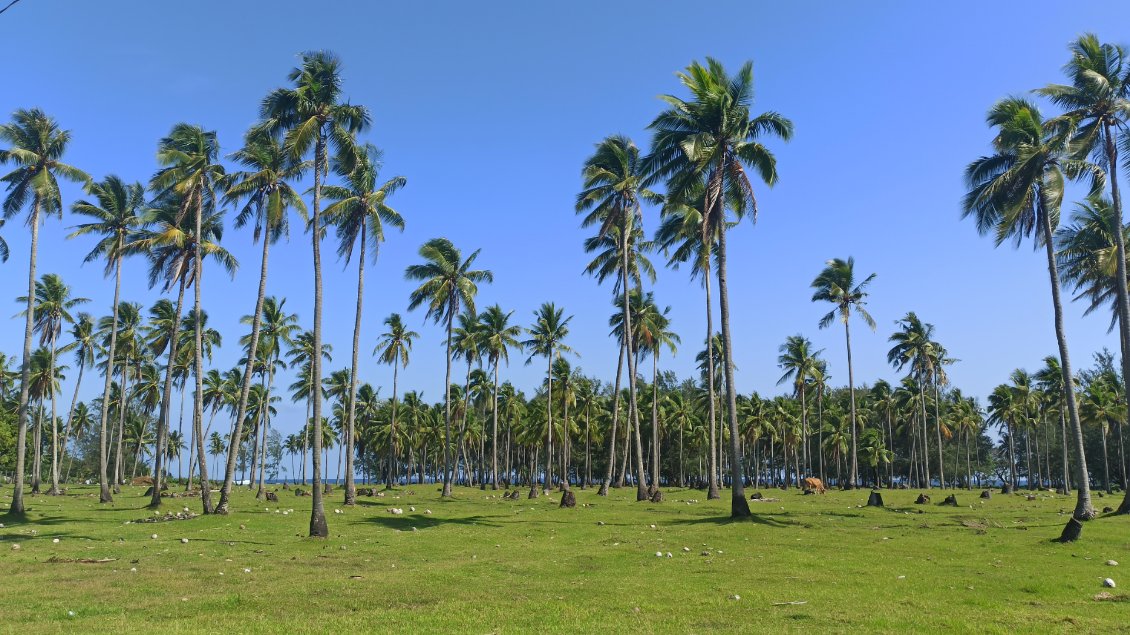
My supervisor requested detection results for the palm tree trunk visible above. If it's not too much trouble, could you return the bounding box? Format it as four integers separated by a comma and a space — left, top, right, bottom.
584, 401, 591, 488
650, 352, 660, 493
491, 362, 500, 489
715, 220, 749, 515
619, 227, 647, 502
343, 226, 366, 505
97, 249, 123, 503
933, 370, 944, 489
704, 272, 720, 500
389, 360, 399, 488
10, 200, 41, 514
1060, 407, 1070, 494
1007, 419, 1017, 489
599, 340, 624, 496
217, 208, 272, 514
150, 276, 187, 508
1101, 424, 1111, 494
441, 297, 455, 498
59, 359, 85, 484
47, 337, 61, 495
843, 320, 859, 489
1037, 196, 1094, 520
308, 131, 329, 537
113, 363, 129, 492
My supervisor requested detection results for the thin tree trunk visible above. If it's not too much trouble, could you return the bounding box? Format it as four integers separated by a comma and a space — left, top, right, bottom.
59, 359, 86, 484
389, 360, 399, 488
113, 363, 129, 492
97, 250, 123, 503
150, 276, 187, 508
650, 352, 661, 493
308, 131, 329, 537
343, 226, 366, 505
442, 296, 456, 498
715, 220, 749, 515
620, 227, 647, 502
491, 362, 500, 489
933, 370, 944, 489
599, 340, 624, 496
705, 271, 720, 500
10, 200, 41, 514
47, 337, 61, 495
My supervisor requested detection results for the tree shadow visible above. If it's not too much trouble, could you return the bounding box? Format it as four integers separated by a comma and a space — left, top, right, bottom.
667, 514, 797, 528
364, 514, 501, 530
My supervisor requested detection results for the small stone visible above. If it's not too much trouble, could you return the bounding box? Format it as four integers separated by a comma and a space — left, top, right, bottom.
52, 538, 60, 544
597, 521, 605, 526
218, 572, 223, 576
897, 575, 906, 580
1107, 560, 1119, 566
729, 594, 741, 601
717, 550, 723, 554
130, 567, 137, 573
239, 524, 246, 530
683, 547, 690, 552
334, 509, 342, 514
10, 544, 20, 551
181, 538, 189, 544
425, 509, 432, 514
665, 552, 673, 558
183, 507, 190, 513
410, 527, 417, 532
67, 611, 75, 617
650, 524, 656, 529
410, 506, 416, 512
1103, 578, 1116, 588
701, 550, 710, 556
655, 551, 663, 557
243, 568, 252, 573
150, 534, 158, 540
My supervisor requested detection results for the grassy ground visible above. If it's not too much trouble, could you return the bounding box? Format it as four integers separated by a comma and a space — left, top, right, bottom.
0, 483, 1127, 633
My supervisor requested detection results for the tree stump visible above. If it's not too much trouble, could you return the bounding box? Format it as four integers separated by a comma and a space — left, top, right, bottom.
1058, 517, 1083, 543
942, 494, 958, 506
867, 491, 884, 507
1102, 506, 1114, 514
980, 490, 991, 499
560, 490, 576, 508
915, 493, 931, 504
750, 491, 763, 500
143, 486, 154, 497
295, 488, 308, 497
527, 487, 539, 499
265, 492, 279, 502
510, 490, 521, 500
282, 482, 290, 490
323, 484, 332, 494
649, 489, 664, 503
1001, 484, 1013, 494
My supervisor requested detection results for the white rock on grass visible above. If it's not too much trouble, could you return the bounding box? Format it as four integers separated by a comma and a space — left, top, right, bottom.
10, 544, 19, 551
1107, 560, 1119, 566
181, 538, 189, 544
52, 538, 60, 544
729, 594, 741, 601
1103, 578, 1117, 588
655, 551, 663, 557
150, 534, 158, 540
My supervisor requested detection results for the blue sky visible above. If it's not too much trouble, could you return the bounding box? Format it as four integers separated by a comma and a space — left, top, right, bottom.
2, 1, 1127, 440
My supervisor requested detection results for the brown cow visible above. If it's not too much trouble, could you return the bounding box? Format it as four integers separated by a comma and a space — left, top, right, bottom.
801, 477, 826, 494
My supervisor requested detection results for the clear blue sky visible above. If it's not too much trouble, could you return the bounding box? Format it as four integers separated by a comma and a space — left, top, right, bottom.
2, 1, 1126, 440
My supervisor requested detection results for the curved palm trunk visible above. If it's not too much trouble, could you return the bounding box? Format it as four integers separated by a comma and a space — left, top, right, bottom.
10, 200, 42, 514
583, 401, 591, 488
256, 366, 277, 498
1006, 419, 1017, 489
217, 214, 272, 514
150, 276, 187, 508
47, 337, 61, 495
1037, 197, 1094, 520
309, 132, 329, 537
1101, 423, 1111, 494
621, 235, 647, 502
59, 358, 86, 484
598, 340, 624, 496
113, 362, 129, 492
191, 196, 213, 513
343, 226, 367, 505
704, 272, 720, 500
96, 251, 123, 503
715, 225, 749, 516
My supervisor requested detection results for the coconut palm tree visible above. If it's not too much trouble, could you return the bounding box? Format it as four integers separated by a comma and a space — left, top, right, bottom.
887, 312, 935, 487
405, 238, 492, 497
18, 273, 89, 494
1081, 376, 1123, 494
635, 293, 679, 494
523, 302, 576, 494
57, 312, 97, 481
478, 305, 521, 489
644, 58, 793, 517
259, 50, 369, 537
1, 108, 90, 513
963, 97, 1100, 523
216, 126, 306, 513
375, 313, 417, 488
70, 175, 144, 502
324, 143, 405, 504
287, 330, 332, 488
576, 134, 659, 501
777, 335, 821, 476
812, 257, 876, 489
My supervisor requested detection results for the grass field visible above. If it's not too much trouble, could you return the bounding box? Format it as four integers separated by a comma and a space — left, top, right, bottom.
0, 484, 1127, 633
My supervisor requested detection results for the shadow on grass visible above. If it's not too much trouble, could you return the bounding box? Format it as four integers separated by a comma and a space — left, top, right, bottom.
364, 514, 501, 530
667, 514, 797, 528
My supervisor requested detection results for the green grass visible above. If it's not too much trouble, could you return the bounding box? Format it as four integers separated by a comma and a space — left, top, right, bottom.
1, 484, 1127, 633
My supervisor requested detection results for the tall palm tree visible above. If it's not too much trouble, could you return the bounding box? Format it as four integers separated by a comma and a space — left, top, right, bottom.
216, 127, 306, 513
1, 109, 90, 513
635, 293, 679, 494
19, 274, 88, 495
478, 305, 521, 489
324, 143, 405, 504
576, 134, 659, 501
405, 238, 492, 497
523, 302, 576, 494
777, 335, 821, 477
375, 313, 417, 488
887, 312, 934, 487
260, 50, 369, 537
1039, 36, 1130, 504
243, 297, 297, 497
645, 58, 793, 517
812, 257, 876, 489
70, 175, 144, 502
963, 97, 1099, 523
58, 312, 97, 479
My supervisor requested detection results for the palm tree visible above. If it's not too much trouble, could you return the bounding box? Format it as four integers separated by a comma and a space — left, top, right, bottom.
645, 58, 793, 517
887, 312, 934, 487
523, 302, 576, 494
963, 97, 1099, 523
19, 273, 89, 495
375, 313, 417, 488
287, 330, 332, 489
478, 305, 521, 489
216, 126, 306, 514
208, 431, 225, 479
405, 238, 492, 497
1, 108, 90, 513
324, 143, 405, 504
57, 312, 97, 482
260, 50, 369, 537
777, 335, 821, 477
1081, 376, 1123, 494
70, 175, 144, 502
811, 257, 876, 489
243, 297, 297, 498
635, 293, 679, 494
576, 134, 659, 501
